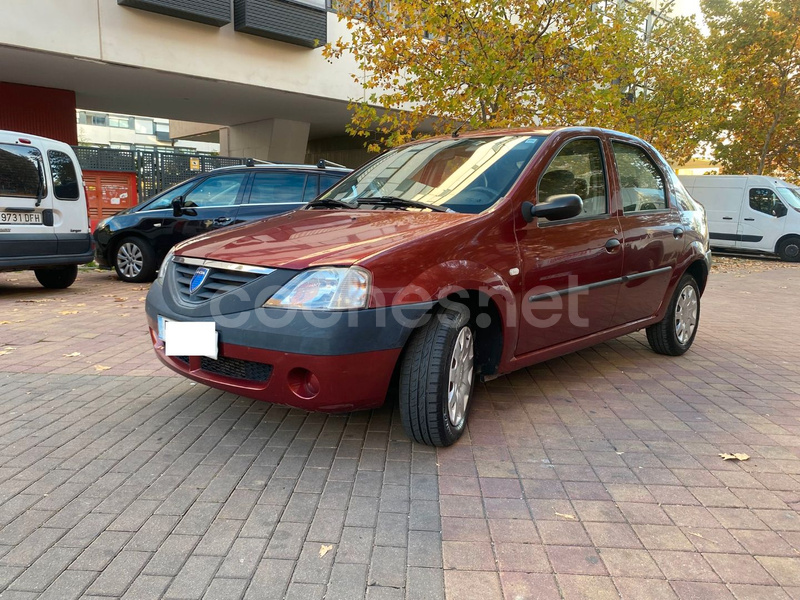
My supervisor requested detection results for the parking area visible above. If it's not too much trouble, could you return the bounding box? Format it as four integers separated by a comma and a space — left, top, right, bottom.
0, 262, 799, 600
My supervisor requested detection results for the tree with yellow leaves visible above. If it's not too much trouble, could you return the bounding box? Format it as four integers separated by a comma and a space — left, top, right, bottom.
703, 0, 800, 182
323, 0, 714, 163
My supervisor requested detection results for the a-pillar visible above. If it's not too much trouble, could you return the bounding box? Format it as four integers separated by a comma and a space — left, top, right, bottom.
221, 118, 310, 163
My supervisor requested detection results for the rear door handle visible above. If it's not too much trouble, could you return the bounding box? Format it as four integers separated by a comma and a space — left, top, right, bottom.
722, 217, 733, 220
214, 217, 232, 224
605, 238, 621, 252
673, 227, 684, 239
744, 218, 755, 221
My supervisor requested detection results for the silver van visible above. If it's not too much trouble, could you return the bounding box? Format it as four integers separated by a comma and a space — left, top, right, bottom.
0, 131, 92, 288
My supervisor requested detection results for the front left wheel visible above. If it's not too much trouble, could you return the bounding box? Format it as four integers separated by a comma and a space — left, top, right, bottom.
114, 237, 156, 283
399, 305, 475, 447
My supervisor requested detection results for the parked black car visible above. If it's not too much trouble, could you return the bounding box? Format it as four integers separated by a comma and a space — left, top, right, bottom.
93, 163, 350, 282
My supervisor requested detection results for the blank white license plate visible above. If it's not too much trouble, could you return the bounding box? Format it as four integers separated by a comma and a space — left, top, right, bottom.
161, 317, 218, 359
0, 211, 42, 224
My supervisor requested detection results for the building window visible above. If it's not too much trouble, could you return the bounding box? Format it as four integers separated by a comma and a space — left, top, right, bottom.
109, 116, 133, 129
86, 113, 108, 126
135, 118, 155, 135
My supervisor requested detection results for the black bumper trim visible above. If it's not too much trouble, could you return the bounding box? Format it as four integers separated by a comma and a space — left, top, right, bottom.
0, 251, 94, 269
146, 280, 436, 356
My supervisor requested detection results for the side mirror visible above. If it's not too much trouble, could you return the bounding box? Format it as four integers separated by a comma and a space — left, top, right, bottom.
522, 194, 583, 223
774, 202, 788, 218
171, 196, 184, 218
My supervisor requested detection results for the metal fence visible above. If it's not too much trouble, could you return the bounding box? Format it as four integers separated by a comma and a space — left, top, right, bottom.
73, 147, 248, 201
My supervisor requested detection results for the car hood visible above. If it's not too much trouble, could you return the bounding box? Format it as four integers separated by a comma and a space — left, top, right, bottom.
176, 209, 473, 270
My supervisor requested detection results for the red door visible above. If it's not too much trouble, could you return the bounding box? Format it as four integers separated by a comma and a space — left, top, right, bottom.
607, 140, 685, 326
514, 137, 624, 356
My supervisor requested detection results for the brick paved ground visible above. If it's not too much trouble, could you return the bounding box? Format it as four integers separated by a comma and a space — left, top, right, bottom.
0, 263, 799, 599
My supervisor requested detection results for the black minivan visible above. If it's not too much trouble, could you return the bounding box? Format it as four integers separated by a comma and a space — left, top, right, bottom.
93, 163, 350, 282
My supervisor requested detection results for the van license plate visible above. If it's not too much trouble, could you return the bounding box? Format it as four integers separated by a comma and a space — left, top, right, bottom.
0, 211, 42, 224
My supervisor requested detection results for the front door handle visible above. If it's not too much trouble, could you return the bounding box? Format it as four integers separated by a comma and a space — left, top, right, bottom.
673, 227, 684, 239
214, 217, 232, 224
744, 218, 755, 221
605, 238, 621, 252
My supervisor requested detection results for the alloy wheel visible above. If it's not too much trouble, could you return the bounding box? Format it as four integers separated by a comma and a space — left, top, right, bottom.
447, 326, 474, 428
117, 242, 144, 279
674, 284, 698, 344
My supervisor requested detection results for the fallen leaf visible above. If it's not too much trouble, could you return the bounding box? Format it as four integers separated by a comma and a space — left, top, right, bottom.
0, 321, 10, 325
555, 512, 577, 520
93, 365, 111, 372
59, 311, 78, 315
319, 544, 333, 557
63, 352, 82, 358
0, 351, 11, 356
114, 297, 127, 302
719, 453, 750, 461
75, 303, 86, 307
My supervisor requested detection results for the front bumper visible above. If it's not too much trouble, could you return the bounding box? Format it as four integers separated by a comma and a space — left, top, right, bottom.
145, 280, 435, 411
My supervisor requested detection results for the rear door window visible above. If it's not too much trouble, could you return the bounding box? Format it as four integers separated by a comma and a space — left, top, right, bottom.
0, 143, 45, 198
612, 142, 668, 213
249, 172, 309, 204
48, 150, 80, 200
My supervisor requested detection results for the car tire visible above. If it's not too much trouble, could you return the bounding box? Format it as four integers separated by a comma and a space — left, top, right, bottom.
399, 304, 475, 447
114, 237, 156, 283
646, 273, 700, 356
777, 237, 800, 262
34, 265, 78, 289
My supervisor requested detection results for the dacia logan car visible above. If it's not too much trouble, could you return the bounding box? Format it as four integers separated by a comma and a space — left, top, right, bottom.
146, 127, 711, 446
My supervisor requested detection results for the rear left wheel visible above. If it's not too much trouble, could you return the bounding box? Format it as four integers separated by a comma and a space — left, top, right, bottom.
399, 305, 475, 447
646, 273, 700, 356
34, 265, 78, 289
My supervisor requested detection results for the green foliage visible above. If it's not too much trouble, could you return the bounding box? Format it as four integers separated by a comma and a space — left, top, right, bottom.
323, 0, 714, 162
703, 0, 800, 182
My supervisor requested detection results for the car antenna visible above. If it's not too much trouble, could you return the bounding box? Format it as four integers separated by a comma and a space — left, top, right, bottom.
452, 124, 466, 138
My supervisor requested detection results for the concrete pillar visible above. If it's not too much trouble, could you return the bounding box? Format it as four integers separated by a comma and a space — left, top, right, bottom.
221, 118, 310, 163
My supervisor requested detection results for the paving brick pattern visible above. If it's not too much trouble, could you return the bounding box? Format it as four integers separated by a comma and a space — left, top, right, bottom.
0, 265, 798, 599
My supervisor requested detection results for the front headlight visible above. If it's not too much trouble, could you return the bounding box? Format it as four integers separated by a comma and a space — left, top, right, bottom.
264, 266, 371, 310
157, 248, 175, 284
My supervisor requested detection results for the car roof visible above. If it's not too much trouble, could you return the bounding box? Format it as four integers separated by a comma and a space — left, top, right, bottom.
210, 163, 351, 173
411, 126, 645, 144
0, 129, 75, 152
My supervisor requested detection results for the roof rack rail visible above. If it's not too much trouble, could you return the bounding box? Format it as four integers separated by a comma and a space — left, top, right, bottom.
317, 159, 347, 169
246, 158, 275, 167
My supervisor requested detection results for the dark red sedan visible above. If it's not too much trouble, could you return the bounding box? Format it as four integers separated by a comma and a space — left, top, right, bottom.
145, 127, 710, 446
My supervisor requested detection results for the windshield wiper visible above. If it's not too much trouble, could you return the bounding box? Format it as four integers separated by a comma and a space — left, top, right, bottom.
356, 196, 451, 213
306, 197, 358, 209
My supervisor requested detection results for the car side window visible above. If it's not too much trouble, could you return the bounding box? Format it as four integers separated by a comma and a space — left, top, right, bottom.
183, 173, 247, 208
143, 180, 196, 211
538, 138, 607, 218
47, 150, 80, 200
749, 188, 781, 216
320, 174, 342, 193
612, 142, 667, 213
249, 172, 309, 204
303, 175, 320, 202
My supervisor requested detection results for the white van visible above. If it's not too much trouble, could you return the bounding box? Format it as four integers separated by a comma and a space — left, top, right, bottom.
0, 131, 92, 288
679, 174, 800, 261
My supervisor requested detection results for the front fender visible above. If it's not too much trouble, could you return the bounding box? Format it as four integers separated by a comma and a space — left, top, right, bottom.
392, 260, 518, 367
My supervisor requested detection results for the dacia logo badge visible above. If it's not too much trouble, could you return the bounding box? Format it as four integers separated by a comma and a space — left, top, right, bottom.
189, 267, 210, 295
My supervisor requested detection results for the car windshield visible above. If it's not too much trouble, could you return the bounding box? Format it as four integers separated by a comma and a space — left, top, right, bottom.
316, 135, 546, 214
776, 187, 800, 211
